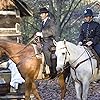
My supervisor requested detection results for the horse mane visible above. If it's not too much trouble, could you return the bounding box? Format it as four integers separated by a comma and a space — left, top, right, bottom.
66, 41, 77, 48
0, 39, 25, 46
62, 41, 80, 53
0, 39, 35, 56
65, 41, 85, 54
56, 40, 85, 56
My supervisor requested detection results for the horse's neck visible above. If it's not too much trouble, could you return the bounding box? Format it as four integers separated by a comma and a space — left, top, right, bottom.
0, 41, 17, 54
66, 42, 80, 55
0, 40, 24, 62
0, 42, 10, 55
0, 40, 8, 49
66, 42, 86, 61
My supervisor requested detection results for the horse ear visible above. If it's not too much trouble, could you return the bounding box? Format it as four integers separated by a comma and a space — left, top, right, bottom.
64, 39, 66, 45
53, 39, 57, 46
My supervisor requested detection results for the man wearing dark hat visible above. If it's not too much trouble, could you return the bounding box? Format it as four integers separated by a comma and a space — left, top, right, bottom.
36, 7, 57, 79
78, 8, 100, 57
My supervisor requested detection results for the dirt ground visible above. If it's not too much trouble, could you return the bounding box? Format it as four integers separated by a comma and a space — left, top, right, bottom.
0, 73, 100, 100
35, 78, 100, 100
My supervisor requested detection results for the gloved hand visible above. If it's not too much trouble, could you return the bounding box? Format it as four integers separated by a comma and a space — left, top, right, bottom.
36, 32, 43, 37
86, 41, 93, 46
78, 42, 82, 46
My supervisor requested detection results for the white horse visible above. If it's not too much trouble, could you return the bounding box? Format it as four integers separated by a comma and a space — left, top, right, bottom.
54, 40, 100, 100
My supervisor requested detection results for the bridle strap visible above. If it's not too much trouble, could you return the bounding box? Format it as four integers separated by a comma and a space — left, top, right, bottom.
62, 45, 94, 71
75, 55, 94, 69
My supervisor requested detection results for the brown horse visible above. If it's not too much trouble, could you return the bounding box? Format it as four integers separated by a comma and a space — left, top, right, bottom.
0, 39, 70, 100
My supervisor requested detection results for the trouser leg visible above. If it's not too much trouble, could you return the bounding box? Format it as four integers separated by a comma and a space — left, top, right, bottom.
50, 52, 57, 75
42, 40, 57, 79
43, 49, 57, 78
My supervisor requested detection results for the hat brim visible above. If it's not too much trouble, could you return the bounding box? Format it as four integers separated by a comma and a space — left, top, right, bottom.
39, 11, 49, 14
84, 14, 94, 17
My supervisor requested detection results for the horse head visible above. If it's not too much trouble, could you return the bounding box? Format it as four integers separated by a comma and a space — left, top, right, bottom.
54, 39, 70, 72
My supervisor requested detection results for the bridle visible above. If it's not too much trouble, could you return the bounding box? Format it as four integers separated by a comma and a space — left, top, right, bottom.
56, 41, 97, 99
57, 41, 95, 88
58, 42, 94, 71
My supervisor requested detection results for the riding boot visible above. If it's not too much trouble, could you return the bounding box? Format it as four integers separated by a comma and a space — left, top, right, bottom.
50, 50, 57, 79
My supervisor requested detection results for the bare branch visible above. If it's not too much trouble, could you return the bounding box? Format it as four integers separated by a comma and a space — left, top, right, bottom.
60, 0, 82, 35
60, 0, 75, 27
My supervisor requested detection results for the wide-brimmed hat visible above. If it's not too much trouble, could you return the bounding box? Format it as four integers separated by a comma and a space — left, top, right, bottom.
39, 7, 49, 14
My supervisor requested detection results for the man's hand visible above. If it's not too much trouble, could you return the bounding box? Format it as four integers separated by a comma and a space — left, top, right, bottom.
36, 32, 43, 37
86, 41, 93, 46
78, 42, 82, 46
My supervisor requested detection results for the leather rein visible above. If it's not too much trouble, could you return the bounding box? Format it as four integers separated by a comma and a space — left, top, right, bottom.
60, 44, 94, 72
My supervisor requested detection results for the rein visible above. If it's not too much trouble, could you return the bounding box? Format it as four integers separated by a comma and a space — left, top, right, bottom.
62, 43, 86, 70
13, 36, 37, 55
9, 36, 38, 59
74, 55, 94, 69
61, 45, 94, 71
5, 36, 39, 59
60, 44, 95, 87
1, 37, 38, 66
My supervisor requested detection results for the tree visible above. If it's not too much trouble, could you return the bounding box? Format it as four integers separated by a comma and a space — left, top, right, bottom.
22, 0, 82, 42
21, 0, 99, 43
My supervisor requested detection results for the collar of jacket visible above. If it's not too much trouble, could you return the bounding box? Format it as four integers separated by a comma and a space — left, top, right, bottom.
42, 17, 50, 25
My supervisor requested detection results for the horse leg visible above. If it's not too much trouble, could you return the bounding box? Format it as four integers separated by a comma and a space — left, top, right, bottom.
82, 80, 89, 100
25, 78, 32, 100
58, 65, 70, 100
32, 81, 41, 100
58, 73, 66, 100
75, 81, 82, 100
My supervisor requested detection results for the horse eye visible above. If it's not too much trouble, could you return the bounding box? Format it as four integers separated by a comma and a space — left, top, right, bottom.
62, 53, 65, 55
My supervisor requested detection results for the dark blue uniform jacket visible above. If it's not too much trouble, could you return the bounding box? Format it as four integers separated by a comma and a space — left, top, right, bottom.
79, 20, 100, 56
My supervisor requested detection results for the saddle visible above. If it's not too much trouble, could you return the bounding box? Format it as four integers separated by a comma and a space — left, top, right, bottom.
31, 43, 50, 78
31, 43, 42, 58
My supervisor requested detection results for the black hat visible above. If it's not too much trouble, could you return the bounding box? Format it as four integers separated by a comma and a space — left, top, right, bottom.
84, 8, 93, 17
39, 7, 49, 14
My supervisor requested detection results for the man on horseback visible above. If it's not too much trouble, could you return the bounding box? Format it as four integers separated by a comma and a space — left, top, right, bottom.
78, 8, 100, 58
35, 7, 57, 79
